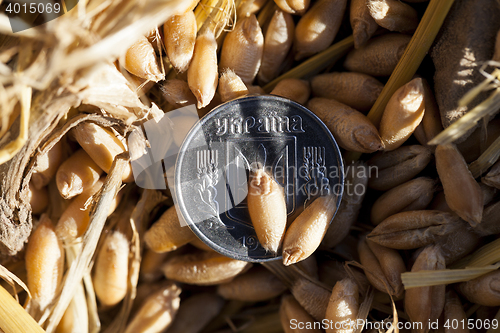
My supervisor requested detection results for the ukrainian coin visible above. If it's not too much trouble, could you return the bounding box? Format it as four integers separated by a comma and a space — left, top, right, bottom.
174, 95, 344, 262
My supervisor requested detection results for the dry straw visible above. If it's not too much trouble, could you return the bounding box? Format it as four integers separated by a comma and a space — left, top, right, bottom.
0, 285, 46, 333
45, 155, 128, 333
401, 262, 500, 289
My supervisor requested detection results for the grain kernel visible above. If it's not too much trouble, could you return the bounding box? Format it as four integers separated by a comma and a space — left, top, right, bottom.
274, 0, 310, 15
247, 167, 287, 254
163, 11, 197, 73
494, 29, 500, 62
456, 119, 500, 163
435, 222, 480, 265
56, 178, 120, 241
220, 15, 264, 84
217, 266, 287, 301
350, 0, 379, 49
28, 181, 49, 214
218, 69, 249, 103
344, 33, 411, 76
72, 122, 133, 182
322, 162, 368, 249
190, 237, 215, 252
159, 79, 197, 107
32, 140, 64, 190
413, 79, 443, 149
370, 177, 435, 225
291, 278, 330, 321
270, 78, 310, 105
294, 0, 347, 60
56, 149, 103, 199
458, 269, 500, 307
280, 294, 321, 333
405, 246, 445, 333
124, 283, 181, 333
444, 291, 469, 333
358, 236, 405, 297
123, 35, 163, 82
93, 230, 129, 307
140, 250, 170, 282
25, 215, 64, 312
282, 195, 337, 266
144, 205, 196, 253
162, 251, 252, 286
482, 160, 500, 189
318, 260, 370, 292
166, 293, 224, 333
247, 85, 266, 95
187, 30, 218, 108
367, 210, 464, 249
237, 0, 267, 17
379, 78, 425, 151
258, 9, 294, 84
476, 199, 500, 236
367, 0, 418, 33
325, 278, 359, 333
55, 298, 82, 333
311, 72, 384, 112
307, 97, 383, 153
435, 144, 483, 227
367, 145, 432, 191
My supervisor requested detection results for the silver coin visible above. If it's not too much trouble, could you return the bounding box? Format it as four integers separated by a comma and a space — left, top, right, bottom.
174, 95, 344, 262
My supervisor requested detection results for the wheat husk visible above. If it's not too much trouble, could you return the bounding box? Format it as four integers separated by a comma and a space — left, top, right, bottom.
430, 0, 500, 141
0, 0, 195, 256
27, 183, 49, 215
